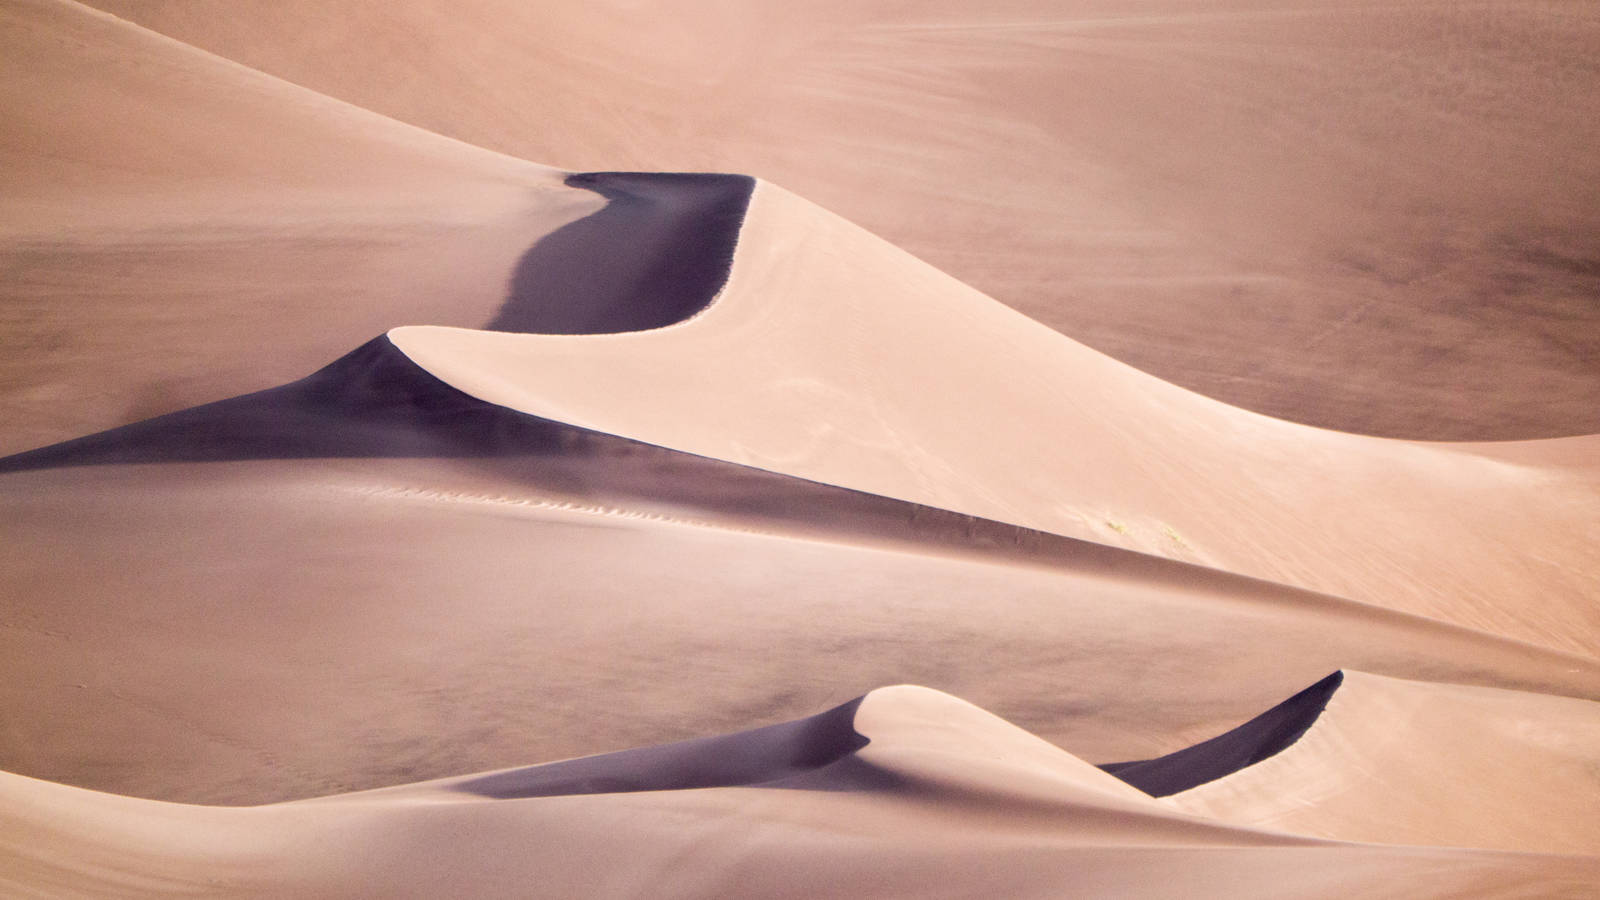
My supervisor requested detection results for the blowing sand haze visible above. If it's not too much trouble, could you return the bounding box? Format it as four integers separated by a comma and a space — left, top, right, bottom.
2, 0, 1597, 896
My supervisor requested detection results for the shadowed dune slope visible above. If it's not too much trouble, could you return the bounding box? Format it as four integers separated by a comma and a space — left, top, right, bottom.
0, 336, 557, 470
445, 697, 868, 799
492, 172, 755, 334
1101, 672, 1343, 797
3, 687, 1599, 899
84, 0, 1600, 439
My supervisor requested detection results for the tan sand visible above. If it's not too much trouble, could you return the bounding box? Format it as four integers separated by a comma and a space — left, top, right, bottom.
392, 180, 1600, 656
83, 0, 1600, 439
3, 456, 1594, 804
1165, 671, 1600, 854
1, 1, 1597, 896
4, 686, 1598, 898
0, 0, 592, 457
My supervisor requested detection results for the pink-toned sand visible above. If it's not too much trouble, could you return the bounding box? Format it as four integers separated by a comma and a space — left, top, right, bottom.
2, 1, 1597, 896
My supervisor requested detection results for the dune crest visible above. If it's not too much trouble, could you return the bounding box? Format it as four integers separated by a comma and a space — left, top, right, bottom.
5, 685, 1599, 898
391, 180, 1600, 656
1164, 671, 1600, 854
1102, 672, 1343, 797
83, 0, 1600, 439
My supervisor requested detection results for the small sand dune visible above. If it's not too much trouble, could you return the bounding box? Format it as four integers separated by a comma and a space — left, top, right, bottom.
5, 686, 1597, 899
1164, 671, 1600, 854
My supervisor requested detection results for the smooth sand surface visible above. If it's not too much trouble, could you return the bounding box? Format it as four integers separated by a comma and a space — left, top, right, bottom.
1165, 671, 1600, 854
392, 181, 1600, 656
4, 453, 1594, 804
0, 0, 590, 457
3, 0, 1598, 896
5, 687, 1599, 899
83, 0, 1600, 439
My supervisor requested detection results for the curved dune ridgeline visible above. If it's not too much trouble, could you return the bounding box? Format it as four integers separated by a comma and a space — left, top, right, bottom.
1101, 672, 1345, 798
392, 181, 1600, 659
84, 0, 1600, 440
3, 0, 1599, 896
4, 687, 1599, 898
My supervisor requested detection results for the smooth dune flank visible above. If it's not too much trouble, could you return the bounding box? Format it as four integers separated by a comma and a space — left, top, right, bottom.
3, 0, 1598, 897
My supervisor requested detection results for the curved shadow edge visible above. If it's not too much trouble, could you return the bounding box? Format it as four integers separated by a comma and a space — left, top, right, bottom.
1098, 671, 1345, 797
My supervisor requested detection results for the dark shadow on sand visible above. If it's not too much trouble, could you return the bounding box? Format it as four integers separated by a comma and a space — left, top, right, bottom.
0, 336, 581, 469
1099, 671, 1344, 797
452, 697, 875, 798
488, 172, 755, 334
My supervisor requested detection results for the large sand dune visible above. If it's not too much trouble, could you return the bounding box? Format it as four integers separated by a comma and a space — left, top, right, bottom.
2, 0, 1597, 896
392, 179, 1600, 655
80, 0, 1600, 439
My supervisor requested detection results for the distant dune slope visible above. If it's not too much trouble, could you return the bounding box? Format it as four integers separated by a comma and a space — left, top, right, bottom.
0, 0, 591, 456
82, 0, 1600, 439
4, 686, 1598, 898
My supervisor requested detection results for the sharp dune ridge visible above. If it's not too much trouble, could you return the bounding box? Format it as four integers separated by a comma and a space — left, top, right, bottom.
82, 0, 1600, 440
3, 0, 1598, 896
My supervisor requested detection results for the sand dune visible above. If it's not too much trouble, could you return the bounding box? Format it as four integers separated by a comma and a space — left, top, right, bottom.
4, 328, 1595, 803
1165, 671, 1600, 854
3, 0, 1598, 896
82, 0, 1600, 439
393, 180, 1600, 655
5, 686, 1598, 898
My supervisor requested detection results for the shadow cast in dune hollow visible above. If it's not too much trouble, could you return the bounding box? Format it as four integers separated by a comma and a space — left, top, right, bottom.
489, 171, 754, 334
1099, 671, 1344, 797
450, 697, 891, 798
0, 336, 587, 470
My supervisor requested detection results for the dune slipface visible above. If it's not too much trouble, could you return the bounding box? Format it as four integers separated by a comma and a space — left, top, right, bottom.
1100, 672, 1345, 798
2, 1, 1599, 897
491, 172, 755, 334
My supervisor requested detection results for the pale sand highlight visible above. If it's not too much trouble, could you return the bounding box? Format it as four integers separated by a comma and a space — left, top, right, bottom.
391, 181, 1600, 656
